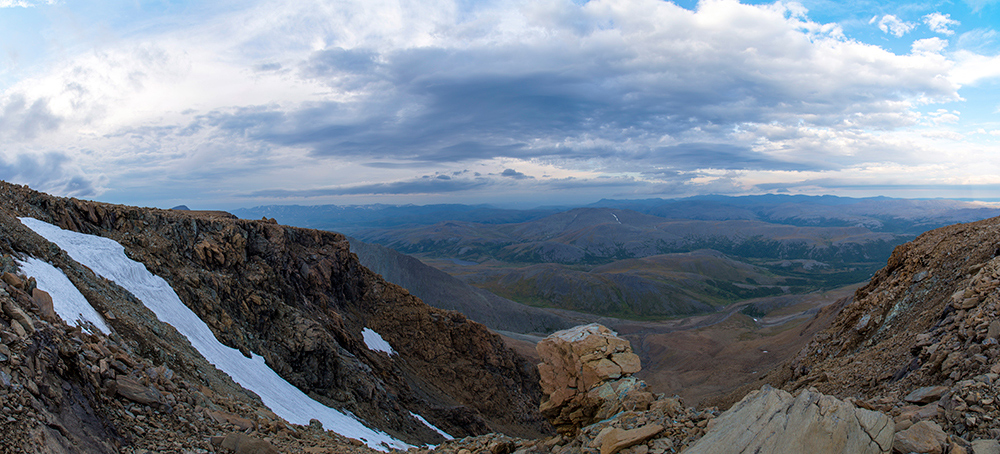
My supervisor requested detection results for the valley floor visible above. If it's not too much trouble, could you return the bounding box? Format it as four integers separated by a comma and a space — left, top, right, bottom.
501, 284, 859, 407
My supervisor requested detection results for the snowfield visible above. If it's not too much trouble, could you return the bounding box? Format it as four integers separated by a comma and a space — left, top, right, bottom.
15, 256, 111, 334
18, 217, 409, 451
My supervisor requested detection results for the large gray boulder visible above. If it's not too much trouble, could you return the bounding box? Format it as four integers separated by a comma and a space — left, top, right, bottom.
685, 385, 893, 454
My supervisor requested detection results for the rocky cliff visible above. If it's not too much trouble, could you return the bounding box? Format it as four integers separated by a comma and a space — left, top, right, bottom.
0, 181, 550, 449
703, 214, 1000, 452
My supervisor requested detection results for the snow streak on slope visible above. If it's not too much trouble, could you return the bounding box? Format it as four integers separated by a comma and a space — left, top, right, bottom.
409, 411, 454, 441
15, 256, 111, 334
18, 217, 409, 451
362, 327, 396, 355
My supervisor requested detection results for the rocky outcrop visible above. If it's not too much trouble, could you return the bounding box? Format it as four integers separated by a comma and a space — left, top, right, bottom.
0, 180, 550, 445
536, 324, 647, 435
708, 214, 1000, 449
685, 385, 893, 454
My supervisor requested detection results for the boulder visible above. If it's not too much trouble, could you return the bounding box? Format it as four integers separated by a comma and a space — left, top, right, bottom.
1, 272, 24, 289
893, 420, 947, 454
684, 386, 893, 454
599, 424, 663, 454
31, 288, 57, 322
115, 377, 163, 405
536, 324, 645, 435
904, 386, 949, 404
211, 433, 279, 454
972, 439, 1000, 454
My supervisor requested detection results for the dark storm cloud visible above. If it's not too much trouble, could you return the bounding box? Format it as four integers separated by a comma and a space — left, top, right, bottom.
500, 169, 531, 180
179, 1, 962, 184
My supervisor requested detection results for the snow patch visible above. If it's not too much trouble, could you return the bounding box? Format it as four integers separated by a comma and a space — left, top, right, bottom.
409, 411, 454, 441
15, 256, 110, 334
611, 213, 621, 224
18, 217, 409, 452
362, 327, 395, 355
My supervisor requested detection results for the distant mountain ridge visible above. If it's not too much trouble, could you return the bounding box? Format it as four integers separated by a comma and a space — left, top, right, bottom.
236, 196, 1000, 319
234, 195, 1000, 235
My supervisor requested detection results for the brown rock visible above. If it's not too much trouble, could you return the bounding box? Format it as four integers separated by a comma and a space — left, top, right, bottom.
1, 297, 34, 334
893, 420, 947, 454
205, 408, 256, 431
904, 386, 949, 404
115, 377, 163, 405
600, 424, 663, 454
989, 321, 1000, 341
214, 433, 279, 454
1, 272, 23, 289
31, 288, 57, 322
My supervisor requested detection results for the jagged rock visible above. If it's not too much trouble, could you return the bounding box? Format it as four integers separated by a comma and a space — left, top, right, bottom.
904, 386, 949, 404
599, 424, 663, 454
537, 323, 644, 434
685, 385, 892, 454
893, 420, 947, 454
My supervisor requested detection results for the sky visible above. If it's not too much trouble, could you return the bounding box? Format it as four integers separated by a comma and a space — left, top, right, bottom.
1, 0, 998, 209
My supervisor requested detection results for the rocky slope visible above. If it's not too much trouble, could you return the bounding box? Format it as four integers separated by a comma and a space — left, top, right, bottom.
0, 180, 550, 450
0, 268, 379, 453
695, 213, 1000, 452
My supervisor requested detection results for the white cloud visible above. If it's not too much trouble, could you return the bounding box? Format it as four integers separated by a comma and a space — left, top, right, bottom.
924, 12, 959, 35
921, 130, 964, 140
951, 50, 1000, 85
957, 29, 999, 53
925, 109, 960, 125
877, 15, 915, 37
0, 0, 55, 7
911, 37, 947, 54
991, 130, 1000, 136
0, 0, 984, 206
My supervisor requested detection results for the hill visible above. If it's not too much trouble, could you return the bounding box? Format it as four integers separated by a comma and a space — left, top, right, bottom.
0, 181, 550, 451
347, 238, 572, 334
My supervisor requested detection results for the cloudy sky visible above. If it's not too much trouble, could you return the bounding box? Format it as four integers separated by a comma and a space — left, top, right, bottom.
1, 0, 999, 209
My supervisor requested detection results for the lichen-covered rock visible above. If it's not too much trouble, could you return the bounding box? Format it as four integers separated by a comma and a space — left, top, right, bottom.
537, 323, 645, 435
685, 385, 893, 454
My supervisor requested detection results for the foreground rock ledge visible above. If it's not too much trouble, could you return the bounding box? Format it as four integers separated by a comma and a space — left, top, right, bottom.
686, 385, 893, 454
